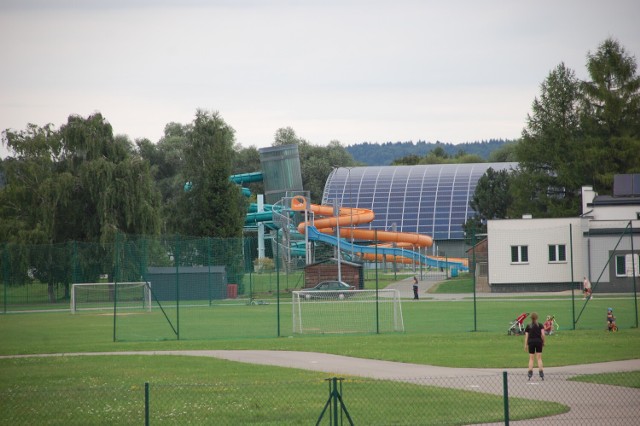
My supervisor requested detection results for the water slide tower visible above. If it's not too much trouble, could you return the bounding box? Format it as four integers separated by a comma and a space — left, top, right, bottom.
259, 144, 303, 204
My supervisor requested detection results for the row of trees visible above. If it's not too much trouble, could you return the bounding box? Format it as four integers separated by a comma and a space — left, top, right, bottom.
0, 110, 356, 299
467, 38, 640, 234
346, 139, 511, 165
1, 38, 637, 252
0, 112, 356, 246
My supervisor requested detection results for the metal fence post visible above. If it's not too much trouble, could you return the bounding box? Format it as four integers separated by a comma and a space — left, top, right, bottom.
316, 377, 354, 426
332, 377, 339, 425
630, 221, 638, 328
144, 382, 150, 426
503, 371, 509, 426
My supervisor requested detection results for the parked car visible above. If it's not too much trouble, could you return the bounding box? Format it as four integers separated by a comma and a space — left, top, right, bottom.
304, 280, 355, 299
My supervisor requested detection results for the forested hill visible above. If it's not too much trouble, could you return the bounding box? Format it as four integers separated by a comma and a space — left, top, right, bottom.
346, 139, 510, 165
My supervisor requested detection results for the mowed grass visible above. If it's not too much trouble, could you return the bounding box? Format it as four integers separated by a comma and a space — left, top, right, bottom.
1, 296, 639, 366
0, 355, 567, 425
1, 292, 638, 424
569, 371, 640, 388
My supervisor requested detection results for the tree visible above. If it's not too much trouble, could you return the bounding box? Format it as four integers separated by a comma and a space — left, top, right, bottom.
488, 141, 519, 162
137, 122, 190, 233
173, 110, 245, 238
580, 38, 640, 189
57, 114, 161, 243
0, 123, 62, 245
391, 154, 422, 165
1, 113, 161, 301
512, 62, 583, 217
463, 168, 512, 236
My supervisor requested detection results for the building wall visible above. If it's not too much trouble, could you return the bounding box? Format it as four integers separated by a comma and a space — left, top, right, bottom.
488, 217, 585, 291
584, 223, 640, 292
591, 205, 640, 221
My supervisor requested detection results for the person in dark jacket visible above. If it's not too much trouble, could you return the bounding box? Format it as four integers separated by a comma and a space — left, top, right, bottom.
524, 312, 546, 380
412, 276, 419, 300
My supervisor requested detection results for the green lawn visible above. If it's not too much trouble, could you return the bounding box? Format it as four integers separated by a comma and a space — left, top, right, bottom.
1, 296, 639, 366
1, 355, 568, 425
428, 274, 473, 293
1, 288, 638, 425
569, 370, 640, 388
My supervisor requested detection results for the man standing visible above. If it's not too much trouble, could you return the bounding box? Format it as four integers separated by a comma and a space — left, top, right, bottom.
412, 276, 419, 300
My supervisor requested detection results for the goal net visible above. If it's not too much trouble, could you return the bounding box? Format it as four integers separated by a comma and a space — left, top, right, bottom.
292, 289, 404, 334
71, 282, 152, 314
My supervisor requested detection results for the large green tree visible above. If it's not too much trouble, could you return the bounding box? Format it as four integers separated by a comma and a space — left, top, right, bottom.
137, 122, 190, 233
580, 38, 640, 189
58, 114, 161, 243
1, 113, 161, 300
512, 39, 640, 218
173, 110, 245, 238
512, 63, 584, 217
464, 167, 512, 236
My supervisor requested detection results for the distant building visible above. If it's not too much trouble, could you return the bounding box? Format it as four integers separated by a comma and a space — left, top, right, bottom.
323, 163, 517, 257
487, 175, 640, 293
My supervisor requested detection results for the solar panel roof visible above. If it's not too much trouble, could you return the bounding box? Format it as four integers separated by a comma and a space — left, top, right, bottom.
322, 163, 517, 240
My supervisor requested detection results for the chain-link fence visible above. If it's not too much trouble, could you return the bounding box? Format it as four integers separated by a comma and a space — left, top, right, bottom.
1, 372, 639, 425
1, 226, 638, 340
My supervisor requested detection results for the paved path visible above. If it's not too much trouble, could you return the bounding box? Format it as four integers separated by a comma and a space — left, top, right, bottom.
3, 350, 639, 425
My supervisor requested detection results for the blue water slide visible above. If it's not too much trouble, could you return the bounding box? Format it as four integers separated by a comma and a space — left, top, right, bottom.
305, 226, 467, 270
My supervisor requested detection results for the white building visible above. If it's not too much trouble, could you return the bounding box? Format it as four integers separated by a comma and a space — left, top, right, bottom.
487, 176, 640, 293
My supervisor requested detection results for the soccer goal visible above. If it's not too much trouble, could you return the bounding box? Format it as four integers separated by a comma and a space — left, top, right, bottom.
292, 289, 404, 334
70, 281, 152, 314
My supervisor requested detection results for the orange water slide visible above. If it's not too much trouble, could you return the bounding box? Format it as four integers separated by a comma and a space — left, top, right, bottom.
291, 195, 433, 249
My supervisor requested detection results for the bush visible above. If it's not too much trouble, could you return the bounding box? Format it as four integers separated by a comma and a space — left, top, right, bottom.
253, 257, 275, 273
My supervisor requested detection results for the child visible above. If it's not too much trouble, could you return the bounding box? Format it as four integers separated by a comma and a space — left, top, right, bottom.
607, 308, 617, 332
543, 315, 554, 335
583, 277, 592, 300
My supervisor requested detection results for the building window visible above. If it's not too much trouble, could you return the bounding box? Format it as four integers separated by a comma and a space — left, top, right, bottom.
511, 245, 528, 263
548, 244, 566, 262
615, 254, 640, 277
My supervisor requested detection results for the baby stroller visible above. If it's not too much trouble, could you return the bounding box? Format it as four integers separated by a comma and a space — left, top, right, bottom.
507, 312, 529, 335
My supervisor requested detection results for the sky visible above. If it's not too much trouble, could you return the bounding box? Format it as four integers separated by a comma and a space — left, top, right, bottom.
1, 0, 639, 159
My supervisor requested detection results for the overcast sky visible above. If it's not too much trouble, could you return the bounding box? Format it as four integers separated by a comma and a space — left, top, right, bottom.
1, 0, 639, 159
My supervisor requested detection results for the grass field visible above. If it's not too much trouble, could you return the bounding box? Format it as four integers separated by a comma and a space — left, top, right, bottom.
1, 280, 639, 424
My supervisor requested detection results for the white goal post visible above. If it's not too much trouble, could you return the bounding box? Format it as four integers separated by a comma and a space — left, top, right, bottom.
70, 281, 152, 314
292, 289, 404, 334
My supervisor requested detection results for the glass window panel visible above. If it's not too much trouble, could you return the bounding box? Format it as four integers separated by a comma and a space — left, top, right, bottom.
558, 245, 566, 261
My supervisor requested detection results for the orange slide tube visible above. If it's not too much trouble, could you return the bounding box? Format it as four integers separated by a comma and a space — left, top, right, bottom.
291, 196, 433, 251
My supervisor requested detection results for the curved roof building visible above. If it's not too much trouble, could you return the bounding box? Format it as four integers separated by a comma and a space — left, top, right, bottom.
322, 163, 517, 241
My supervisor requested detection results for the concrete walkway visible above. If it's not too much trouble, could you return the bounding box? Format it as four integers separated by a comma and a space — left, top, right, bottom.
4, 350, 639, 425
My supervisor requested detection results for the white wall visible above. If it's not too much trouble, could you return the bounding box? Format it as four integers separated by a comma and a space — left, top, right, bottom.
591, 205, 640, 221
488, 217, 585, 285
